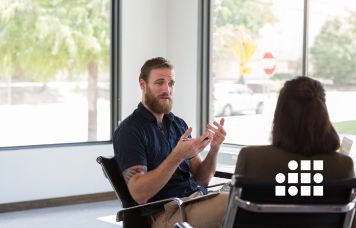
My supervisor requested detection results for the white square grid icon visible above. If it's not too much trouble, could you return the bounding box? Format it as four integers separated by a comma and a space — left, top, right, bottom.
275, 160, 324, 197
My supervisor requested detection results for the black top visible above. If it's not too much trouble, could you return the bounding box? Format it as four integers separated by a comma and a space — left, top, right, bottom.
113, 103, 207, 202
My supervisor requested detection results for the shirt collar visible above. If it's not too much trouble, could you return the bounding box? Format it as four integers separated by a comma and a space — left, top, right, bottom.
137, 102, 174, 123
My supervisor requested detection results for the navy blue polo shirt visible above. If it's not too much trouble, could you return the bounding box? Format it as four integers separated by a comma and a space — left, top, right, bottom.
113, 103, 207, 202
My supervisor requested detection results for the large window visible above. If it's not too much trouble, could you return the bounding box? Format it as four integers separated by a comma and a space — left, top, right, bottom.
210, 0, 356, 173
308, 0, 356, 158
0, 0, 111, 147
211, 0, 356, 148
211, 0, 303, 145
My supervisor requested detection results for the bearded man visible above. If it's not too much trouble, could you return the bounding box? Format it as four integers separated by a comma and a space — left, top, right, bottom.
113, 57, 228, 228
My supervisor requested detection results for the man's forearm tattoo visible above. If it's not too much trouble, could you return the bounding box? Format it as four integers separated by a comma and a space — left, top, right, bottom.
122, 165, 147, 183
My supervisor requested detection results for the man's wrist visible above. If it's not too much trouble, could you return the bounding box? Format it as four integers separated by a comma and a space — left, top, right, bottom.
209, 145, 220, 153
170, 148, 185, 164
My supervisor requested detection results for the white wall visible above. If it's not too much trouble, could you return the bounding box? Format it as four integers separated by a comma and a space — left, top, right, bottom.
121, 0, 168, 119
0, 144, 113, 204
0, 0, 199, 204
121, 0, 199, 134
166, 0, 199, 134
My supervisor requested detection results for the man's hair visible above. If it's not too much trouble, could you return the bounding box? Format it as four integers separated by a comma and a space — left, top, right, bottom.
139, 57, 173, 82
272, 76, 339, 156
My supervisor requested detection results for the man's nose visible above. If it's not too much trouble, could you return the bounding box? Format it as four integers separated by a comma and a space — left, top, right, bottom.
162, 83, 172, 94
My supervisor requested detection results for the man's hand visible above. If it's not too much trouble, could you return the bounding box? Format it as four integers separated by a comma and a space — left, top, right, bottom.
189, 119, 225, 186
172, 127, 212, 161
207, 118, 226, 150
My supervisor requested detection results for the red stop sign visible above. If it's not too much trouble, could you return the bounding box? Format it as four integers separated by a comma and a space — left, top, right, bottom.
262, 52, 276, 75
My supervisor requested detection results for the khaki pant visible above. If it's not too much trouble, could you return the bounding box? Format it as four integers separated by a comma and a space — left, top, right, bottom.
152, 191, 229, 228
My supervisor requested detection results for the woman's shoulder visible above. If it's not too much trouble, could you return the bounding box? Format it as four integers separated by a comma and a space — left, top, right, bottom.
240, 145, 284, 154
238, 145, 291, 163
316, 152, 355, 179
320, 152, 354, 168
313, 151, 353, 162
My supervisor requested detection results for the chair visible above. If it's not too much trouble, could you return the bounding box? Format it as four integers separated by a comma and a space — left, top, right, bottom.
97, 156, 229, 228
223, 175, 356, 228
97, 156, 186, 228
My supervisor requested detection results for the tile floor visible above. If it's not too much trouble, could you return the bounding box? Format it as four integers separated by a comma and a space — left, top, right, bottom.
0, 200, 122, 228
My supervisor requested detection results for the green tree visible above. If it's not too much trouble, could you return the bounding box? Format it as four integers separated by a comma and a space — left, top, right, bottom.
214, 0, 275, 36
310, 12, 356, 85
0, 0, 110, 140
213, 0, 275, 81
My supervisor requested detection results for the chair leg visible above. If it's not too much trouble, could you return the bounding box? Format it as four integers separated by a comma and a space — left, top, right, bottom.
223, 187, 240, 228
343, 208, 356, 228
179, 205, 187, 222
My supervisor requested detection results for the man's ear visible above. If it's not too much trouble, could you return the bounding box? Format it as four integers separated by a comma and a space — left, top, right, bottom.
139, 79, 146, 91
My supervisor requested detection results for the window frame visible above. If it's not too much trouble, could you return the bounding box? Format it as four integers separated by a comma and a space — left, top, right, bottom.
0, 0, 120, 151
203, 0, 310, 137
203, 0, 311, 175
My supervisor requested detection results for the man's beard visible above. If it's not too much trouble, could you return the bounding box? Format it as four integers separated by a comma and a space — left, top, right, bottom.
145, 88, 173, 114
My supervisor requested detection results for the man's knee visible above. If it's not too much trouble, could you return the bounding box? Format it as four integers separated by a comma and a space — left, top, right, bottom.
185, 192, 229, 227
153, 193, 229, 228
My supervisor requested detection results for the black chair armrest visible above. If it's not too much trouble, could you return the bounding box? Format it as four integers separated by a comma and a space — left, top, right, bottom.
235, 196, 356, 213
117, 193, 222, 222
116, 197, 183, 222
207, 171, 233, 192
214, 171, 233, 179
206, 183, 225, 188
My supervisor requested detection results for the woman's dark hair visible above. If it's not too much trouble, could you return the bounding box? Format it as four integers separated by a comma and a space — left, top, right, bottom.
272, 76, 339, 156
139, 57, 173, 82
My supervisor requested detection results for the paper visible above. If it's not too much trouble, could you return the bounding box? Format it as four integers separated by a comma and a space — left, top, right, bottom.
340, 137, 353, 155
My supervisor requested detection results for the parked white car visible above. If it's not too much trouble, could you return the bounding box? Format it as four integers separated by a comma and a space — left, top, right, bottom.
213, 83, 264, 116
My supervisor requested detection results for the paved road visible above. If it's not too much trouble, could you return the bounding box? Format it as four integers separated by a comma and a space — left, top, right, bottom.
1, 91, 355, 150
214, 91, 356, 146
